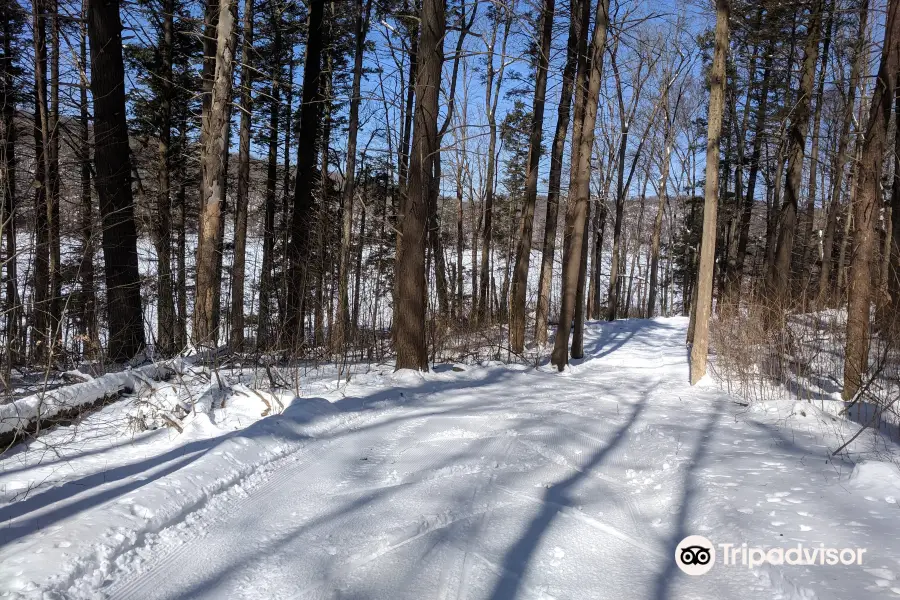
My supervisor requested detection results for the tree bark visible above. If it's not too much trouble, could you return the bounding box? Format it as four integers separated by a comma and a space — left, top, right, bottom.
78, 2, 97, 358
257, 0, 281, 350
843, 0, 899, 399
335, 0, 372, 351
31, 0, 50, 361
689, 0, 729, 385
768, 0, 823, 309
194, 0, 237, 348
2, 3, 21, 366
551, 0, 610, 370
394, 0, 443, 370
534, 0, 580, 346
154, 0, 175, 355
88, 0, 146, 360
509, 0, 554, 352
818, 0, 868, 307
477, 12, 511, 325
285, 0, 325, 348
231, 0, 254, 352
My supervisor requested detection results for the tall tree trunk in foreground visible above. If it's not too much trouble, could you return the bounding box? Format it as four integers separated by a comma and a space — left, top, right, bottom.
889, 72, 900, 322
79, 2, 97, 357
509, 0, 554, 353
32, 0, 50, 361
231, 0, 254, 352
48, 0, 60, 349
155, 0, 175, 355
286, 0, 325, 348
551, 0, 610, 370
689, 0, 729, 385
768, 1, 823, 309
534, 0, 580, 346
2, 2, 20, 364
394, 0, 443, 370
842, 0, 899, 399
194, 0, 237, 348
335, 0, 372, 351
257, 0, 281, 350
88, 0, 146, 360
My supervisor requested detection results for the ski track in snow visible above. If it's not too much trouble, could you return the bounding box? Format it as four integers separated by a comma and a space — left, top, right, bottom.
2, 318, 900, 599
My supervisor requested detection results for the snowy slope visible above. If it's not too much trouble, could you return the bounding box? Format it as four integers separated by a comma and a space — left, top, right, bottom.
2, 318, 899, 599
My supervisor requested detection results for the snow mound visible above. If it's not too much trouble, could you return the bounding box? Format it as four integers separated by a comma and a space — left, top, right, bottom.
0, 361, 183, 439
848, 461, 900, 493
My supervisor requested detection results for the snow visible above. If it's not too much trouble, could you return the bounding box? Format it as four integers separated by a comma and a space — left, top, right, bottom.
2, 318, 899, 599
0, 361, 181, 437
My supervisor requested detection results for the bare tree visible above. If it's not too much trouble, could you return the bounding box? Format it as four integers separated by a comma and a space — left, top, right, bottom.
688, 0, 729, 385
88, 0, 147, 360
842, 0, 899, 399
395, 0, 444, 370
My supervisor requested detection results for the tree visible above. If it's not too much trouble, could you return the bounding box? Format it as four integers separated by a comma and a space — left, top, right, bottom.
767, 0, 823, 310
551, 0, 610, 370
394, 0, 444, 370
231, 0, 255, 352
88, 0, 146, 360
535, 0, 581, 346
688, 0, 729, 385
842, 0, 899, 399
285, 0, 326, 349
334, 0, 373, 351
194, 0, 238, 348
509, 0, 554, 353
1, 0, 24, 368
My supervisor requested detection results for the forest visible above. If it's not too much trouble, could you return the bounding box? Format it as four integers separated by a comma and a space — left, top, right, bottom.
3, 0, 900, 596
0, 0, 898, 401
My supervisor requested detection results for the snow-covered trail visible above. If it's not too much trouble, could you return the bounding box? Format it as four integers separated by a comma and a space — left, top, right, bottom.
5, 318, 900, 599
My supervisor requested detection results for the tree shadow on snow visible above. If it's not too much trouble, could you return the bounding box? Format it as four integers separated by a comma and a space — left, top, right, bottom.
488, 387, 654, 600
0, 367, 524, 550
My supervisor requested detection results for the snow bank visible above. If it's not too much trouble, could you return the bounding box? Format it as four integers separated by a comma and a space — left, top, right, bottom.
848, 461, 900, 503
0, 361, 182, 439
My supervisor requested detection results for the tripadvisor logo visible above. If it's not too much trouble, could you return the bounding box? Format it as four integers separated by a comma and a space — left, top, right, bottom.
675, 535, 868, 575
675, 535, 715, 575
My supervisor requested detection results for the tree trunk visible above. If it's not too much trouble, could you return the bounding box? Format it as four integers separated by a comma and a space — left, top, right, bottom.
768, 0, 823, 309
257, 0, 281, 350
843, 0, 899, 399
731, 49, 773, 297
154, 0, 175, 356
509, 0, 554, 352
798, 3, 834, 293
818, 0, 868, 307
477, 12, 511, 325
534, 0, 580, 346
231, 0, 254, 352
648, 80, 675, 317
78, 3, 97, 358
551, 0, 610, 370
394, 0, 443, 370
88, 0, 146, 360
889, 71, 900, 322
334, 0, 372, 351
48, 0, 60, 350
689, 0, 729, 385
32, 0, 50, 361
194, 0, 237, 348
286, 0, 325, 348
2, 3, 20, 366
